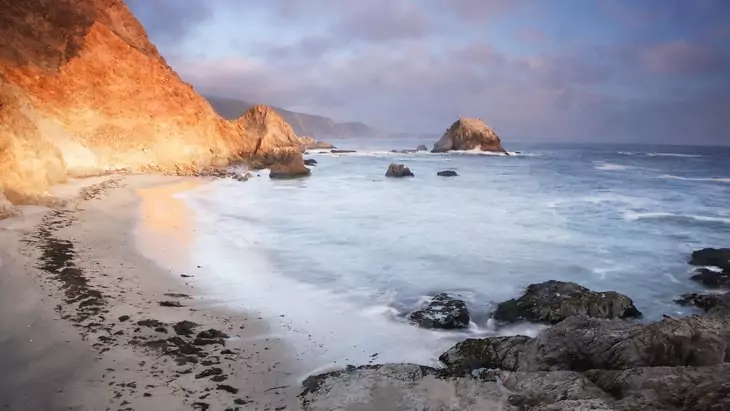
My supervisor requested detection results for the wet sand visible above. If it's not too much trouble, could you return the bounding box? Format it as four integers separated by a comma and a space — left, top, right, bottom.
0, 174, 302, 411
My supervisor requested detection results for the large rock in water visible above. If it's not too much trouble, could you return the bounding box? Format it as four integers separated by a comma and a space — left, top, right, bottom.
299, 364, 614, 410
0, 0, 301, 205
689, 248, 730, 268
408, 293, 470, 329
385, 164, 414, 177
439, 315, 729, 374
269, 155, 311, 179
431, 117, 507, 153
493, 280, 642, 324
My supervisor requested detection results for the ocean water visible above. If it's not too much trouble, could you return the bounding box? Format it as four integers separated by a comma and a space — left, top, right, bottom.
180, 139, 730, 375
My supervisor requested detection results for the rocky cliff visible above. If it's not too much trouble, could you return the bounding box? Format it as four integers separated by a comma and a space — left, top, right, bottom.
0, 0, 298, 206
431, 117, 507, 153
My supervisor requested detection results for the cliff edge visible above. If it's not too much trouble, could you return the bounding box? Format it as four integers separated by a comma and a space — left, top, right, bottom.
0, 0, 297, 206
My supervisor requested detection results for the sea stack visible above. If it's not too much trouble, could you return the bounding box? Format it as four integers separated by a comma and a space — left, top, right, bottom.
431, 117, 507, 153
0, 0, 302, 206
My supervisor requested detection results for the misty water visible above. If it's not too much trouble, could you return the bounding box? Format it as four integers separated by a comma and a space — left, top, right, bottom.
180, 139, 730, 375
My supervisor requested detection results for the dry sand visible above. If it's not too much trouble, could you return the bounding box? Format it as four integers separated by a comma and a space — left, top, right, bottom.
0, 174, 302, 411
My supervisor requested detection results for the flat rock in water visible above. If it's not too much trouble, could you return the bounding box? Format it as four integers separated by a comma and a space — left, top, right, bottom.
330, 149, 356, 154
493, 280, 642, 324
690, 268, 730, 289
689, 248, 730, 268
439, 315, 729, 374
437, 170, 458, 177
299, 364, 613, 411
385, 164, 414, 178
408, 293, 470, 329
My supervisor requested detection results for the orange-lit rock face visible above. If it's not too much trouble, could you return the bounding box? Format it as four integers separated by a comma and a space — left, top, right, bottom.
0, 0, 295, 205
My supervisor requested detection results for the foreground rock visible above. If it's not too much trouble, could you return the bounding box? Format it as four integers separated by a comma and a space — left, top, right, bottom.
440, 315, 728, 374
408, 293, 470, 329
385, 164, 414, 178
269, 156, 311, 179
299, 364, 613, 411
493, 280, 642, 324
586, 364, 730, 411
298, 136, 334, 151
431, 117, 507, 154
437, 170, 459, 177
689, 247, 730, 268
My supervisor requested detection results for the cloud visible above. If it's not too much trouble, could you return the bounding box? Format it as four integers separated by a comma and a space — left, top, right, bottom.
636, 41, 728, 76
125, 0, 214, 44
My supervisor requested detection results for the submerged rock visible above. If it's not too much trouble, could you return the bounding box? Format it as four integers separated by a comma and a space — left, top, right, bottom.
269, 156, 311, 179
437, 170, 459, 177
299, 364, 613, 411
385, 164, 414, 178
431, 117, 507, 153
440, 315, 728, 374
689, 248, 730, 268
493, 280, 642, 325
303, 158, 318, 166
690, 268, 730, 289
330, 149, 356, 154
408, 293, 470, 329
416, 144, 428, 151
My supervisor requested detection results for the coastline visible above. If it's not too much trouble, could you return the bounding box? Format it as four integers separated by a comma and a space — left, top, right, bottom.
0, 174, 301, 410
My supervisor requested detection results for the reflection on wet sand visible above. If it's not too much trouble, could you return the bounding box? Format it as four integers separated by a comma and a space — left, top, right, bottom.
135, 178, 205, 271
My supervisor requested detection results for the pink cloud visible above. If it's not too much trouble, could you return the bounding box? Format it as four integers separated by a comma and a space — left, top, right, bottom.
637, 40, 727, 75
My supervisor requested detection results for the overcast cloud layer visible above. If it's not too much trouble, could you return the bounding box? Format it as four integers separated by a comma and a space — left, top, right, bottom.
127, 0, 730, 145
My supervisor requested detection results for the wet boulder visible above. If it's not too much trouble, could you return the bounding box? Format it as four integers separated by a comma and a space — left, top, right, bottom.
416, 144, 428, 151
437, 170, 458, 177
493, 280, 642, 325
408, 293, 470, 329
690, 268, 730, 289
439, 315, 728, 374
269, 156, 311, 179
385, 164, 414, 178
303, 158, 318, 166
689, 248, 730, 268
675, 292, 730, 313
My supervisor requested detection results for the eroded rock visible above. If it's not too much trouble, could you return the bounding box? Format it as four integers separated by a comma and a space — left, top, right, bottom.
269, 156, 311, 179
493, 280, 642, 324
431, 117, 507, 153
408, 293, 470, 329
385, 164, 414, 177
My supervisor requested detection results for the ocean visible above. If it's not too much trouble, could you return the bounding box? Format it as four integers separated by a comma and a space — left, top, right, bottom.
180, 139, 730, 376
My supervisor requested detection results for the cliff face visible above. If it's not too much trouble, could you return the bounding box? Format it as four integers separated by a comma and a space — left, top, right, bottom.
431, 117, 507, 153
0, 0, 290, 205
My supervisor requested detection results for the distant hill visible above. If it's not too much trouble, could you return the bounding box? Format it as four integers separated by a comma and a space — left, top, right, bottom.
206, 96, 383, 139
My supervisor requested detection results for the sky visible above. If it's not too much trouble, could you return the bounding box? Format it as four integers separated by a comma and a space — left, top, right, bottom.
126, 0, 730, 145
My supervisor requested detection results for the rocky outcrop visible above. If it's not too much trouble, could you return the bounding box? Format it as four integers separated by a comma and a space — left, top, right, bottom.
431, 117, 507, 153
440, 315, 729, 374
690, 268, 730, 289
493, 280, 642, 325
676, 292, 730, 312
299, 364, 614, 411
236, 105, 305, 167
385, 164, 414, 177
585, 364, 730, 411
0, 0, 301, 205
437, 170, 459, 177
689, 248, 730, 268
269, 156, 311, 179
297, 136, 334, 151
408, 293, 470, 329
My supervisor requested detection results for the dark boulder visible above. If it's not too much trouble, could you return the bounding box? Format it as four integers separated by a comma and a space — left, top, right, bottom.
330, 149, 356, 154
440, 315, 728, 374
385, 164, 414, 178
303, 159, 318, 166
676, 292, 730, 313
493, 280, 642, 325
690, 268, 730, 289
437, 170, 458, 177
269, 156, 311, 179
689, 248, 730, 268
407, 293, 470, 329
416, 144, 428, 151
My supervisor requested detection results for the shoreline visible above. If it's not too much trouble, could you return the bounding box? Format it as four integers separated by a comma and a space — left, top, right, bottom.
0, 174, 302, 410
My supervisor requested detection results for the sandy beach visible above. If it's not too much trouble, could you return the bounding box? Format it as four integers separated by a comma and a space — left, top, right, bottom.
0, 174, 301, 411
